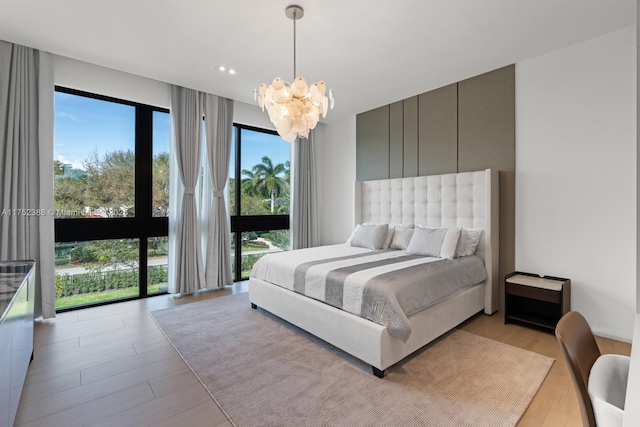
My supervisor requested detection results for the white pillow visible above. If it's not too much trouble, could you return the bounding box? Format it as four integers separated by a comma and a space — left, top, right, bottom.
390, 226, 414, 250
350, 224, 388, 250
345, 224, 361, 245
440, 227, 462, 259
406, 227, 448, 257
364, 222, 395, 249
456, 228, 483, 257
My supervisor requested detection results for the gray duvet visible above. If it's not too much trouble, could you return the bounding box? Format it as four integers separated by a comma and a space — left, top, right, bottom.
255, 249, 487, 342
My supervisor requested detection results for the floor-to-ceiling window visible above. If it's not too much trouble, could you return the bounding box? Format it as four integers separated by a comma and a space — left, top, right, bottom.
230, 124, 290, 280
53, 87, 169, 310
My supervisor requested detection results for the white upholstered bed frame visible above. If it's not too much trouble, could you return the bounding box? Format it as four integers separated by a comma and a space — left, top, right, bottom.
249, 169, 499, 377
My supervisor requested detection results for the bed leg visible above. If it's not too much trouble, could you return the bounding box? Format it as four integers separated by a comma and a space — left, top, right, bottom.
250, 302, 257, 309
372, 367, 385, 378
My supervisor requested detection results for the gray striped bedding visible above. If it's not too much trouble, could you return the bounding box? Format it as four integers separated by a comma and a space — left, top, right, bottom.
250, 245, 487, 342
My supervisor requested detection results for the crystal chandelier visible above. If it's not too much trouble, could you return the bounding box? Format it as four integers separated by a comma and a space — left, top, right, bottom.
257, 5, 334, 142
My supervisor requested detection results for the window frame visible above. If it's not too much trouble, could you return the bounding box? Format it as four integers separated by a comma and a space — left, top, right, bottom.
54, 86, 170, 311
230, 123, 290, 281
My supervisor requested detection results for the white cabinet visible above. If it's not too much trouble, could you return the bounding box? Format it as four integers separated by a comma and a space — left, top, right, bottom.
0, 261, 35, 427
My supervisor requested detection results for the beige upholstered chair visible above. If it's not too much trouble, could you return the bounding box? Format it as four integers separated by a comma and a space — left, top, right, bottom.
556, 311, 629, 427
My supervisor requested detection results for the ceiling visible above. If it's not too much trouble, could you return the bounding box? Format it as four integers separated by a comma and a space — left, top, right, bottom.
0, 0, 635, 122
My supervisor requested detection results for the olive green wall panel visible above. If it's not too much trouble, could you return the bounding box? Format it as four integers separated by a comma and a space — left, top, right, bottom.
458, 65, 515, 174
418, 83, 457, 176
458, 64, 515, 312
356, 105, 390, 181
389, 101, 404, 179
403, 96, 419, 177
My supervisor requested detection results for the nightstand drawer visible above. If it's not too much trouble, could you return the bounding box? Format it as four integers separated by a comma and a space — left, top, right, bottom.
506, 282, 562, 304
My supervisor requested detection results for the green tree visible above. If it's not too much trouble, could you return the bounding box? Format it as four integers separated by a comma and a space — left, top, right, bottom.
229, 177, 236, 215
148, 236, 168, 257
85, 149, 135, 217
269, 230, 290, 251
284, 160, 290, 182
54, 160, 66, 176
153, 152, 169, 216
241, 156, 289, 213
241, 194, 271, 215
240, 169, 257, 196
84, 239, 139, 273
54, 176, 87, 215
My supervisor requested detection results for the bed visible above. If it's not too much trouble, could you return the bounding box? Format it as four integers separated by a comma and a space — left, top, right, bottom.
249, 169, 499, 377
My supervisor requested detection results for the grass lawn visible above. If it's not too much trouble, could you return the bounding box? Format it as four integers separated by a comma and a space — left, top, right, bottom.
56, 283, 167, 310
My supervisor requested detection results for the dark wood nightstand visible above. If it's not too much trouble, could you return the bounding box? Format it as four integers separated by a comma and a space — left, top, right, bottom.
504, 271, 571, 331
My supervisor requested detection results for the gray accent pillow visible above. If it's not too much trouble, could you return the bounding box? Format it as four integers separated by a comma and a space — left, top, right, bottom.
390, 226, 414, 250
350, 224, 388, 250
363, 222, 395, 249
456, 228, 483, 257
406, 227, 448, 257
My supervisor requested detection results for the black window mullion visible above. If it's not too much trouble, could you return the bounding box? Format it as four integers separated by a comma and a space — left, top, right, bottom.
135, 106, 153, 297
234, 126, 242, 281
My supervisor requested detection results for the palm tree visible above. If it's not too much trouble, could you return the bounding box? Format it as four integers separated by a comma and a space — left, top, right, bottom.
284, 160, 291, 182
240, 169, 258, 196
241, 156, 289, 213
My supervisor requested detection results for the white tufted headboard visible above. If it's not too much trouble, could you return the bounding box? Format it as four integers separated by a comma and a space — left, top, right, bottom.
354, 169, 499, 314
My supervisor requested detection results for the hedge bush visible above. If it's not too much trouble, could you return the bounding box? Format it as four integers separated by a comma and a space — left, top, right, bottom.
69, 244, 98, 263
55, 265, 168, 298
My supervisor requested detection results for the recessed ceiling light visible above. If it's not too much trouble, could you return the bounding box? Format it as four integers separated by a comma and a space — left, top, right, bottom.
228, 69, 237, 75
218, 66, 226, 72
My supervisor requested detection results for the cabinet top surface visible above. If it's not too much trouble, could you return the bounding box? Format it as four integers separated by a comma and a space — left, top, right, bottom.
506, 274, 565, 291
0, 260, 35, 318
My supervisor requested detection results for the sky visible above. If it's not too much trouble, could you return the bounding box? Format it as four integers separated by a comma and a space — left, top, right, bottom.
54, 91, 290, 177
232, 128, 291, 179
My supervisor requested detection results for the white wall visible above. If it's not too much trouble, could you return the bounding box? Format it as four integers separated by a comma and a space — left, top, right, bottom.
637, 2, 640, 316
516, 27, 636, 341
314, 116, 357, 246
53, 55, 270, 127
54, 55, 170, 108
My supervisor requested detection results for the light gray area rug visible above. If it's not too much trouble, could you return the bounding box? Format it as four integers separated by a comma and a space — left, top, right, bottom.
151, 293, 553, 427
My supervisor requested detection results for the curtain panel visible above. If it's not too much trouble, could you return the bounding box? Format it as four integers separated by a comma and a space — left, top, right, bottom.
291, 131, 318, 250
0, 41, 56, 318
202, 95, 234, 288
169, 86, 234, 294
168, 85, 206, 294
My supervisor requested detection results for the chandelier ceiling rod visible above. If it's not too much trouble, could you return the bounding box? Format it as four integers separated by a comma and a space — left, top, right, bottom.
293, 10, 296, 78
286, 5, 303, 79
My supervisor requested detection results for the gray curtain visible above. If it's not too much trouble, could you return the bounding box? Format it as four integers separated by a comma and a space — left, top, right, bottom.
291, 131, 318, 249
203, 95, 234, 287
169, 85, 205, 294
0, 41, 56, 318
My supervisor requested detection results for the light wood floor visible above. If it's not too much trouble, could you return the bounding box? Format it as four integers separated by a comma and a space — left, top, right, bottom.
15, 282, 631, 427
